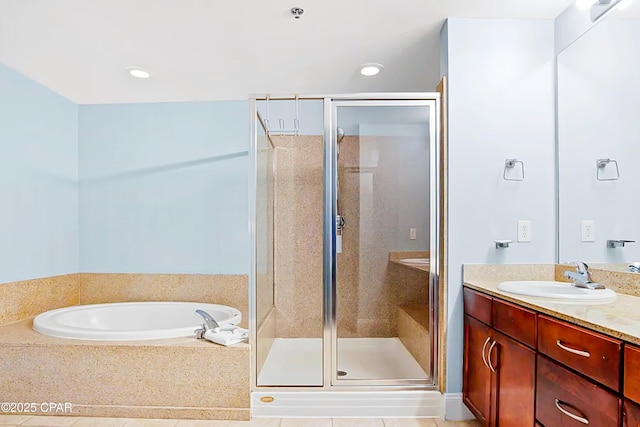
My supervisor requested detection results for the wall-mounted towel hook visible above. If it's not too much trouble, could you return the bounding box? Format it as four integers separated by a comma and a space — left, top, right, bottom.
503, 159, 525, 181
606, 239, 635, 248
596, 158, 620, 181
262, 93, 301, 136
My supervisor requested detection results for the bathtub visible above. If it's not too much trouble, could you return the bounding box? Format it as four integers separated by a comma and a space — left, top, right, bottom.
33, 301, 242, 340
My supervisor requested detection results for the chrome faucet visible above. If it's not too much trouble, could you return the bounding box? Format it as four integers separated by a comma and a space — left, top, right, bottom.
562, 261, 604, 290
194, 309, 220, 339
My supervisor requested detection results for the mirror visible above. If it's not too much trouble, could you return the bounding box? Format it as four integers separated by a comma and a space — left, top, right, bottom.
557, 3, 640, 271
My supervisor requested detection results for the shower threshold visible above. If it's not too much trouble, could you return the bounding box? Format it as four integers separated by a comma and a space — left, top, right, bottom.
251, 389, 443, 418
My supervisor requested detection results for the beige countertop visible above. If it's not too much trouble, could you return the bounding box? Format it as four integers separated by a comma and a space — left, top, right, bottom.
464, 278, 640, 346
388, 251, 430, 273
389, 259, 430, 273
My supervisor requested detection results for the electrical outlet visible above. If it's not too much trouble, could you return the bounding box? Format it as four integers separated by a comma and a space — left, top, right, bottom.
409, 228, 417, 240
581, 220, 595, 242
517, 220, 532, 242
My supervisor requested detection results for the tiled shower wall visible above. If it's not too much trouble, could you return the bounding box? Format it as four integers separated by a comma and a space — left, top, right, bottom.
271, 135, 325, 338
267, 134, 429, 339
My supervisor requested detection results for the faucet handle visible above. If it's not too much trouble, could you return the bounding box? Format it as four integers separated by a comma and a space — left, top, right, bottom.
572, 261, 589, 274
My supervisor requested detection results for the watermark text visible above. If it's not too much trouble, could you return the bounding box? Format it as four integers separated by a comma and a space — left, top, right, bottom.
0, 402, 73, 414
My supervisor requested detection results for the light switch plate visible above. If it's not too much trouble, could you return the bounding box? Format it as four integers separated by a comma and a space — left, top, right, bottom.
409, 228, 417, 240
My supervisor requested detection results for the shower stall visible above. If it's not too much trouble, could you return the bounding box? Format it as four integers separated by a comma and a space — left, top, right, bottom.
249, 94, 441, 416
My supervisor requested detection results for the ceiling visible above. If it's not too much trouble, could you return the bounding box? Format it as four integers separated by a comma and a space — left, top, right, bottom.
0, 0, 576, 104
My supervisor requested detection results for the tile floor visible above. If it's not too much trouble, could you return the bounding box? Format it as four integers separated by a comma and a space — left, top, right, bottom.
0, 416, 481, 427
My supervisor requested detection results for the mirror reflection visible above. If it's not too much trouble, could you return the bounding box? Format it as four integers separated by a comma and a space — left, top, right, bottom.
557, 4, 640, 271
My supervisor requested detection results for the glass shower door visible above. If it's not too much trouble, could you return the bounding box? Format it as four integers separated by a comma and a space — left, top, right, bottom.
330, 101, 437, 385
254, 100, 326, 387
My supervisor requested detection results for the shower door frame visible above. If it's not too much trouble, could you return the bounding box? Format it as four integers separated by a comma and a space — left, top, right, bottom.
325, 97, 440, 387
249, 93, 442, 391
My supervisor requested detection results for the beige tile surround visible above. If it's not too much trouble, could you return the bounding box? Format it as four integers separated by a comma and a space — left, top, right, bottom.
555, 263, 640, 297
270, 135, 431, 339
0, 273, 250, 420
0, 275, 78, 326
398, 305, 430, 374
271, 135, 324, 339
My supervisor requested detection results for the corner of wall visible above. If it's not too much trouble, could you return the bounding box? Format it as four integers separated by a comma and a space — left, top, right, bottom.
443, 393, 474, 421
439, 20, 449, 79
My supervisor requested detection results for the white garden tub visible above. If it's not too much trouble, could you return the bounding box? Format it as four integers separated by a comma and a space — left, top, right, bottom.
33, 301, 242, 340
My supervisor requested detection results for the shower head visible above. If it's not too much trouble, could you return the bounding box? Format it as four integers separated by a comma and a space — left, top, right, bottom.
337, 127, 345, 143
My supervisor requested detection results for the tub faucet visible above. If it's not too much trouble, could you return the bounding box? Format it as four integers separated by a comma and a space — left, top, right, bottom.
562, 261, 604, 290
194, 309, 220, 339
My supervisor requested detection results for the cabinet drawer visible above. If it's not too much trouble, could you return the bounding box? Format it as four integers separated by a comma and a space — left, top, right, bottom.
463, 287, 492, 325
624, 399, 640, 427
492, 298, 536, 348
536, 355, 620, 427
625, 345, 640, 404
538, 315, 622, 391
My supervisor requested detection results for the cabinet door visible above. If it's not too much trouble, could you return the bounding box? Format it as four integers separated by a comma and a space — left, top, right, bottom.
624, 400, 640, 427
492, 330, 536, 427
625, 345, 640, 405
464, 315, 492, 424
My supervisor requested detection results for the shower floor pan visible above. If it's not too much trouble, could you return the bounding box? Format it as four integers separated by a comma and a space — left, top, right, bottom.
258, 337, 429, 386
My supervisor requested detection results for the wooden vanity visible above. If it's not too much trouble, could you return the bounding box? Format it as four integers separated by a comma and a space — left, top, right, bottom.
463, 286, 640, 427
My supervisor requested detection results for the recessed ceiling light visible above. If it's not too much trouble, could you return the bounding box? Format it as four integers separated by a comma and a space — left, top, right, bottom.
359, 63, 384, 77
126, 66, 150, 79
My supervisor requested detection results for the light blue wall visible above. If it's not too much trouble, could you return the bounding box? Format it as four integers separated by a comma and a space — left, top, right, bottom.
443, 18, 556, 393
0, 63, 79, 283
78, 101, 249, 274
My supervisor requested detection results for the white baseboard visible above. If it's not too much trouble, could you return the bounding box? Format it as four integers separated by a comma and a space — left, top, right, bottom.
443, 393, 474, 421
252, 390, 443, 418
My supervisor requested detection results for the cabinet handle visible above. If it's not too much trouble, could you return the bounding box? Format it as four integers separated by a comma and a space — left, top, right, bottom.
556, 340, 591, 358
555, 399, 589, 424
481, 337, 491, 369
488, 340, 497, 372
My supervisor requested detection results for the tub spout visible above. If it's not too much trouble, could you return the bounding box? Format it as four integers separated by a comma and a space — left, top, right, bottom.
195, 309, 220, 339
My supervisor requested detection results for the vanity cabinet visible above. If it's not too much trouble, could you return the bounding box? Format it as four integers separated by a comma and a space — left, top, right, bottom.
463, 288, 536, 427
463, 286, 632, 427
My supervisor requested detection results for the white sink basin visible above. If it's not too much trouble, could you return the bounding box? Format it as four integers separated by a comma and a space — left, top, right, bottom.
497, 281, 616, 302
400, 258, 429, 265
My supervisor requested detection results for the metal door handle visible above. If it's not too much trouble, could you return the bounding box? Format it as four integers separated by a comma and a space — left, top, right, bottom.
556, 340, 591, 358
555, 399, 589, 424
481, 337, 491, 369
488, 340, 497, 372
